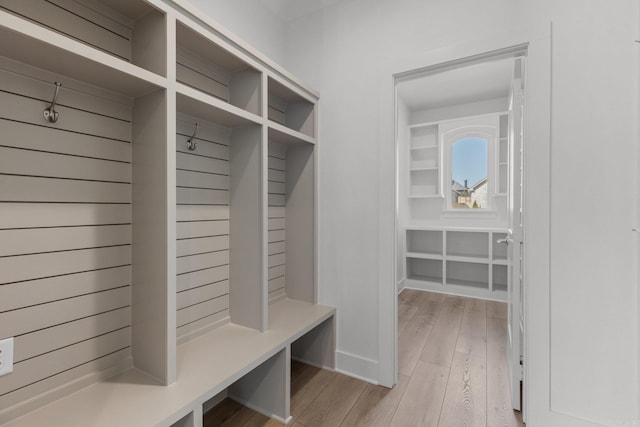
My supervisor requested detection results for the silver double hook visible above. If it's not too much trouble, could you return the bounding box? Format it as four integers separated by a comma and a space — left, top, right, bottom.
186, 122, 198, 151
43, 82, 62, 123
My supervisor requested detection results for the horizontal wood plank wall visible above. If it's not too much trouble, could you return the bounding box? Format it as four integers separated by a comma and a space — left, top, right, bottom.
268, 142, 287, 303
268, 94, 287, 126
176, 48, 231, 104
0, 0, 134, 62
176, 114, 231, 343
0, 59, 133, 411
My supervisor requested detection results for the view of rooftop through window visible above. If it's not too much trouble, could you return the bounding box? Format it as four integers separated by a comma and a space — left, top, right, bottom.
451, 137, 488, 209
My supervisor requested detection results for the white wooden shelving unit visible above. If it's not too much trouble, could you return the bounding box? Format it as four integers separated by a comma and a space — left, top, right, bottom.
0, 1, 332, 426
408, 123, 441, 198
404, 227, 509, 301
497, 113, 509, 195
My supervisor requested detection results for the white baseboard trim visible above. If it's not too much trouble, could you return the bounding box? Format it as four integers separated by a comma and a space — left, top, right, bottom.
397, 278, 406, 294
336, 350, 378, 385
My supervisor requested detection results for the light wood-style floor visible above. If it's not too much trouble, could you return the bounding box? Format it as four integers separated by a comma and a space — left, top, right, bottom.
204, 290, 524, 427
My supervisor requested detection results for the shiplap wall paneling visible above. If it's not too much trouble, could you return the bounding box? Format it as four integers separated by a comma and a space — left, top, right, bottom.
0, 60, 134, 413
267, 134, 316, 305
267, 77, 314, 138
175, 90, 266, 333
0, 0, 167, 76
268, 141, 288, 304
176, 114, 232, 344
176, 21, 261, 115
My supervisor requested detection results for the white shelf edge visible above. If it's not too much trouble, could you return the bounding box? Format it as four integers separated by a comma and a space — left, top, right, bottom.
408, 194, 444, 199
410, 166, 439, 172
492, 259, 509, 266
404, 226, 509, 233
176, 82, 262, 126
268, 120, 315, 145
405, 252, 443, 260
0, 11, 167, 96
410, 145, 438, 150
446, 254, 490, 264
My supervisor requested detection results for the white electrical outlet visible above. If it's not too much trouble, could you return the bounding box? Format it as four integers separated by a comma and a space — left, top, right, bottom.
0, 337, 14, 377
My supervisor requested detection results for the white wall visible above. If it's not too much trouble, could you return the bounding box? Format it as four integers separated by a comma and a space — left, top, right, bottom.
285, 0, 638, 425
410, 96, 508, 125
186, 0, 286, 66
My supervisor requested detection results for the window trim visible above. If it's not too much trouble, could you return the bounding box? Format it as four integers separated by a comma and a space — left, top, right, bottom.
440, 116, 499, 214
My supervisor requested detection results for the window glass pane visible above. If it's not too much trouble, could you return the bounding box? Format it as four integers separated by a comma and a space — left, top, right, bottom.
451, 137, 488, 209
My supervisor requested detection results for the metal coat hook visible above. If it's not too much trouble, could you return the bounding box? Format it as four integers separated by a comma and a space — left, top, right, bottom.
186, 122, 198, 151
43, 82, 62, 123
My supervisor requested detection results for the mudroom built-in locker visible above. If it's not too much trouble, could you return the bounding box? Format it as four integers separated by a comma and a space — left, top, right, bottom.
0, 1, 333, 426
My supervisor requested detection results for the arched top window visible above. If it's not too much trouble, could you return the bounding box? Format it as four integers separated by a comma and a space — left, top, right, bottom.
451, 137, 488, 209
441, 117, 498, 212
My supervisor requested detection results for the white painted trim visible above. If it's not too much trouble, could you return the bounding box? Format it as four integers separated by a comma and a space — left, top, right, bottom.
336, 350, 379, 385
409, 111, 509, 129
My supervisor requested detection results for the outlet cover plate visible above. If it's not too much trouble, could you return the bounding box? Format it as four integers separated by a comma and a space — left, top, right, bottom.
0, 337, 14, 376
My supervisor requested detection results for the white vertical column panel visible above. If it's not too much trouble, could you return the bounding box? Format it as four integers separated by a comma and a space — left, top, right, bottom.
132, 87, 171, 383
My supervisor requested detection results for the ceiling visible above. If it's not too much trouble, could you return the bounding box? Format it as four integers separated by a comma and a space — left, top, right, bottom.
258, 0, 346, 21
397, 58, 514, 112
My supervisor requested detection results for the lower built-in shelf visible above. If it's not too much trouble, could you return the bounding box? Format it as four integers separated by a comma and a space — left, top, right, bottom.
3, 299, 335, 427
403, 227, 510, 301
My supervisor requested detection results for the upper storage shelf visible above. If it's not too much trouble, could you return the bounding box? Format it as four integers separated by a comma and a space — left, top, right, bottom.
268, 77, 315, 138
176, 21, 262, 116
0, 0, 167, 78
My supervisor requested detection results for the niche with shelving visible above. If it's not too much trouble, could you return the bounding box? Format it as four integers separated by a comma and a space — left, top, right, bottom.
176, 21, 261, 116
268, 77, 315, 138
407, 258, 443, 284
497, 113, 509, 195
493, 264, 508, 292
446, 230, 489, 259
446, 261, 489, 289
403, 228, 509, 301
0, 0, 167, 76
267, 129, 316, 306
408, 124, 440, 197
406, 229, 442, 257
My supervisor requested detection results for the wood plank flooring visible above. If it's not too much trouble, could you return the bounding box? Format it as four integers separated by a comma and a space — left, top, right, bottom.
204, 290, 523, 427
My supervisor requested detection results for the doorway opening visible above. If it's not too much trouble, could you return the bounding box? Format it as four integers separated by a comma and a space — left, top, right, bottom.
393, 46, 527, 421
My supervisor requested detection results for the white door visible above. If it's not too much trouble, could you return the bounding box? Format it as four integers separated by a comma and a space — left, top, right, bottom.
505, 57, 524, 413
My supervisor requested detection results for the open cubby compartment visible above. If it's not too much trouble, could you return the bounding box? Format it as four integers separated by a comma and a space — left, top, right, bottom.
0, 0, 166, 76
446, 261, 489, 289
267, 134, 316, 305
410, 169, 439, 197
176, 21, 261, 116
498, 114, 509, 194
268, 77, 315, 138
407, 258, 443, 284
492, 264, 508, 292
176, 91, 266, 339
446, 230, 489, 259
411, 146, 439, 170
225, 347, 291, 424
410, 124, 437, 148
406, 229, 443, 256
492, 232, 509, 261
291, 315, 336, 371
0, 51, 171, 423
